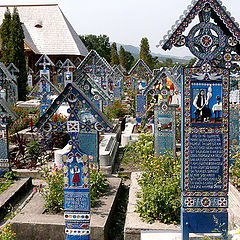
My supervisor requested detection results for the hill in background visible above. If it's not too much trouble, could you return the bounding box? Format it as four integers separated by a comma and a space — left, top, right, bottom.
114, 42, 192, 64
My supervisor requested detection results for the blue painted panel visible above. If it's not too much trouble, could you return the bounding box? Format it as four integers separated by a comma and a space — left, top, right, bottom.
181, 211, 228, 239
114, 87, 121, 99
78, 131, 99, 166
64, 189, 90, 211
188, 134, 223, 191
154, 114, 173, 157
136, 95, 146, 113
229, 107, 239, 166
67, 235, 89, 240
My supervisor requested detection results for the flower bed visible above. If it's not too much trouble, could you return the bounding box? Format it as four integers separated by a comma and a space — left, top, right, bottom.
104, 100, 127, 122
136, 152, 181, 224
0, 224, 17, 240
230, 150, 240, 190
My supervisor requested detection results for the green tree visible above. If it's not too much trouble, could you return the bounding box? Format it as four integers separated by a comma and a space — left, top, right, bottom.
125, 50, 134, 72
140, 37, 154, 69
110, 42, 119, 66
188, 57, 197, 67
79, 34, 111, 63
119, 46, 127, 71
9, 7, 27, 100
0, 8, 12, 66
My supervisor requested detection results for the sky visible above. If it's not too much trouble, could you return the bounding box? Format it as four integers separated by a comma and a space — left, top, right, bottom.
0, 0, 240, 58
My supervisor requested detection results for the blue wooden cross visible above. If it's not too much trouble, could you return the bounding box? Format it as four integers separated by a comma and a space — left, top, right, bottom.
158, 0, 240, 238
0, 98, 18, 177
0, 63, 17, 105
76, 50, 114, 107
62, 59, 76, 87
128, 59, 153, 123
144, 69, 177, 157
35, 83, 112, 240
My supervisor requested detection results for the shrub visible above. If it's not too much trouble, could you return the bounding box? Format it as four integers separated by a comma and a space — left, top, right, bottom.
8, 107, 40, 135
104, 100, 127, 121
10, 136, 47, 169
89, 168, 108, 207
122, 133, 154, 166
0, 224, 17, 239
40, 165, 64, 213
136, 152, 181, 224
230, 149, 240, 189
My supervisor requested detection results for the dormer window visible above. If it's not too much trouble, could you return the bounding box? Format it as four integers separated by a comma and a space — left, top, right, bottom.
35, 20, 42, 28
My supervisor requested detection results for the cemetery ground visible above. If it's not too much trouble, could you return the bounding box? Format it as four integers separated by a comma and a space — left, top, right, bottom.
0, 102, 240, 240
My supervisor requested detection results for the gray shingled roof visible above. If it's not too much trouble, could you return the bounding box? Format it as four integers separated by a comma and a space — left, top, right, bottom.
0, 4, 88, 56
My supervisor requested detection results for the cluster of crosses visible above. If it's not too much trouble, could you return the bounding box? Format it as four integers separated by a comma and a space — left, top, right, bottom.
1, 0, 240, 238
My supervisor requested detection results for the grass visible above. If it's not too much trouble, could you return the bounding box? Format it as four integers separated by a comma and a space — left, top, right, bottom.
0, 181, 12, 195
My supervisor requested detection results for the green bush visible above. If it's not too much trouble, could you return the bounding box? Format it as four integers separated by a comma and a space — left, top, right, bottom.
122, 133, 154, 165
230, 148, 240, 189
104, 100, 127, 122
136, 152, 181, 224
0, 224, 17, 239
89, 168, 108, 207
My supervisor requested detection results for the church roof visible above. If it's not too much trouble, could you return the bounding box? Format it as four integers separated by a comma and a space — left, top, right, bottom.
0, 4, 88, 56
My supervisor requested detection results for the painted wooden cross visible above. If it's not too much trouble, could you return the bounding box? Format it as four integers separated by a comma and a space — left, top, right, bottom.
128, 59, 153, 123
144, 68, 177, 158
7, 63, 19, 103
74, 73, 112, 112
159, 0, 240, 238
76, 50, 114, 106
111, 65, 124, 100
27, 67, 34, 88
29, 55, 59, 116
0, 97, 18, 177
0, 63, 18, 106
35, 83, 112, 240
62, 59, 76, 87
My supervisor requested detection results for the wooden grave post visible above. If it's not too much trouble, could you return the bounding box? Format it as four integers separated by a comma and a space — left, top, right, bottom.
62, 59, 76, 87
128, 59, 153, 123
7, 63, 19, 104
27, 67, 34, 88
0, 98, 18, 177
35, 83, 112, 240
229, 71, 240, 166
158, 0, 240, 238
76, 50, 114, 108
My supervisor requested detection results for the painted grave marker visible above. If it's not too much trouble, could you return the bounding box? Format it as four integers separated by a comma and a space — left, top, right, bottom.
56, 60, 64, 88
27, 67, 34, 88
29, 55, 58, 116
7, 63, 19, 103
128, 59, 152, 122
158, 0, 240, 238
0, 98, 18, 177
147, 70, 177, 157
76, 50, 114, 107
75, 73, 112, 112
35, 83, 112, 240
229, 71, 240, 166
62, 59, 76, 87
111, 65, 124, 100
0, 63, 18, 105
